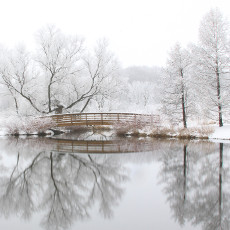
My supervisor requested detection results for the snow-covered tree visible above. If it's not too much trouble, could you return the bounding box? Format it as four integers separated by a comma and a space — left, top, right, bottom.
121, 66, 162, 113
71, 39, 120, 113
161, 43, 192, 128
0, 26, 120, 115
0, 45, 40, 113
192, 8, 230, 126
34, 25, 84, 113
125, 81, 156, 113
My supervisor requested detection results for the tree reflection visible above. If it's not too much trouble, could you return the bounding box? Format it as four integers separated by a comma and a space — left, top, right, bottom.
160, 141, 230, 230
3, 137, 230, 230
0, 144, 128, 230
189, 143, 230, 230
160, 141, 191, 225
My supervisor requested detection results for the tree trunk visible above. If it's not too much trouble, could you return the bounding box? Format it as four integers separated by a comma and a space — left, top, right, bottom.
9, 90, 19, 114
14, 97, 19, 114
216, 71, 223, 127
48, 83, 52, 113
80, 98, 91, 113
182, 92, 187, 128
181, 69, 187, 128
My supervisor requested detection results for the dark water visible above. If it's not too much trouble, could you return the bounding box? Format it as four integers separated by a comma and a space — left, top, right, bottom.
0, 133, 229, 230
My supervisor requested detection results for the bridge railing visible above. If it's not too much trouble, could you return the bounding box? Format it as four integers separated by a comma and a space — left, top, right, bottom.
48, 113, 159, 127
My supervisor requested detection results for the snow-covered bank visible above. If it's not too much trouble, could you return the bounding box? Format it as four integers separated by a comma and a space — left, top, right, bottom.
115, 123, 230, 141
209, 125, 230, 140
1, 113, 230, 142
0, 115, 56, 136
0, 128, 7, 136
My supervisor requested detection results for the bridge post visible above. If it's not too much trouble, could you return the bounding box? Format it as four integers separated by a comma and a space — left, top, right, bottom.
86, 114, 88, 126
101, 114, 103, 125
134, 114, 137, 126
150, 115, 153, 127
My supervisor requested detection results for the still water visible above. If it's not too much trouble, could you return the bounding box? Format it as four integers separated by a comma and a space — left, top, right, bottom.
0, 132, 229, 230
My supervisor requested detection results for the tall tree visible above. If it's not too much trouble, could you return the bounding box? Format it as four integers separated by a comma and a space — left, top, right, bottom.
192, 8, 230, 127
0, 26, 120, 115
66, 39, 120, 113
0, 46, 41, 113
35, 25, 84, 113
161, 43, 191, 128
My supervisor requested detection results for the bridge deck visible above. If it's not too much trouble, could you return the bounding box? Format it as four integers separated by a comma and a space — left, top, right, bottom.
49, 113, 159, 127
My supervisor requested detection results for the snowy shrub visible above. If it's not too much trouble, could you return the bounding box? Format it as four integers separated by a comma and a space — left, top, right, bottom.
182, 126, 214, 139
149, 125, 214, 139
113, 120, 146, 136
4, 116, 56, 135
24, 117, 56, 134
113, 115, 161, 136
149, 126, 176, 138
4, 119, 20, 135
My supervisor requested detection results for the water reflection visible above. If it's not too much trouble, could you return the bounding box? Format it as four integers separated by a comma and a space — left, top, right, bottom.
0, 140, 128, 229
160, 141, 230, 230
0, 136, 159, 230
51, 130, 160, 153
0, 137, 230, 230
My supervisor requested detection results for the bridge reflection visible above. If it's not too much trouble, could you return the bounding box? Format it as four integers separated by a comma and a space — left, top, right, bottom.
52, 138, 157, 153
1, 137, 229, 230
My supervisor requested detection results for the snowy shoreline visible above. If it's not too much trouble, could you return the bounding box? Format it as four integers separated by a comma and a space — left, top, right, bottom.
208, 125, 230, 140
124, 125, 230, 142
0, 124, 230, 142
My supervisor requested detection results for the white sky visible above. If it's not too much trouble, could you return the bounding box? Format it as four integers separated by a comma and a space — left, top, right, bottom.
0, 0, 229, 67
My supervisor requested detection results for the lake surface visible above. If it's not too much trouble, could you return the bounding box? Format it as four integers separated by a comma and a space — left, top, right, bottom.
0, 132, 229, 230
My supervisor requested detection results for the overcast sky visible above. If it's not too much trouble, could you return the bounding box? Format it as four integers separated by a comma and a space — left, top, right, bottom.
0, 0, 229, 67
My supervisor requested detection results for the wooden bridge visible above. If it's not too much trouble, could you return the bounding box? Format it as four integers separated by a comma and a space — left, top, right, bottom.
49, 113, 159, 127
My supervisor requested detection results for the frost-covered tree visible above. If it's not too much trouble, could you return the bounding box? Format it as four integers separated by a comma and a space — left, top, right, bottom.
35, 27, 120, 113
120, 66, 162, 113
127, 81, 155, 107
0, 46, 40, 113
34, 25, 84, 113
71, 39, 120, 113
0, 26, 120, 115
161, 43, 192, 128
192, 8, 230, 126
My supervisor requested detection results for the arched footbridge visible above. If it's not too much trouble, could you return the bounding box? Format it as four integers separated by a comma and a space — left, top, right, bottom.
48, 113, 160, 127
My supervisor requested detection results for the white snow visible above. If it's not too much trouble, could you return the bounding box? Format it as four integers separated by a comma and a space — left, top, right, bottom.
209, 125, 230, 140
0, 129, 7, 136
1, 111, 230, 141
0, 116, 7, 136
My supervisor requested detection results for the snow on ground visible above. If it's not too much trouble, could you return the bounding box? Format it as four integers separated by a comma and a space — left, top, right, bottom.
0, 116, 6, 136
209, 125, 230, 140
1, 110, 230, 141
0, 129, 7, 136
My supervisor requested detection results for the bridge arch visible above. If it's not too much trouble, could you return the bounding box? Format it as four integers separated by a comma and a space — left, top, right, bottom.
48, 113, 159, 127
